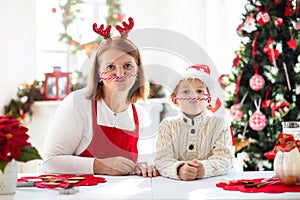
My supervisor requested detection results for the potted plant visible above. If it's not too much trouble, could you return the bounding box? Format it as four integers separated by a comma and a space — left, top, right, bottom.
0, 113, 41, 194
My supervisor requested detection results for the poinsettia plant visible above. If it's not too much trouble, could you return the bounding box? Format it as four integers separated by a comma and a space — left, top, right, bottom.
0, 113, 41, 172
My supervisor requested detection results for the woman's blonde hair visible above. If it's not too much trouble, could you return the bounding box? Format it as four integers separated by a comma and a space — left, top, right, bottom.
86, 38, 148, 103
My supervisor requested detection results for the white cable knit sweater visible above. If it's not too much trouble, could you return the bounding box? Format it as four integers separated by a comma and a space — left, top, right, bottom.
155, 110, 233, 180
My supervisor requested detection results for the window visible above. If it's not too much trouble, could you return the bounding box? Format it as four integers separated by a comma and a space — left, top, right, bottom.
36, 0, 107, 77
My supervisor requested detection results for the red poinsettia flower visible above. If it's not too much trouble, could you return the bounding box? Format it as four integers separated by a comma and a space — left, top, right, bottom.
0, 115, 29, 160
0, 114, 41, 172
0, 136, 10, 162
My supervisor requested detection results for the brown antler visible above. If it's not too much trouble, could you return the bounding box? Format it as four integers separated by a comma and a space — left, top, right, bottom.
115, 17, 134, 38
93, 23, 112, 39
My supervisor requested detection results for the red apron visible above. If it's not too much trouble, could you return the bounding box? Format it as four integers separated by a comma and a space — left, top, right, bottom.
80, 100, 139, 162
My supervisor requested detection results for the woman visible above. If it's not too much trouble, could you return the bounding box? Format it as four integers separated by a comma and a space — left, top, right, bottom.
42, 20, 158, 177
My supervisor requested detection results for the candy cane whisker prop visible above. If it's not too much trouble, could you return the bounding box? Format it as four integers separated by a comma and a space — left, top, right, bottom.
172, 94, 211, 102
99, 72, 138, 81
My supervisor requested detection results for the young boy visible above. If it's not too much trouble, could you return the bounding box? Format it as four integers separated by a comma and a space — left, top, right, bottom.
155, 64, 233, 181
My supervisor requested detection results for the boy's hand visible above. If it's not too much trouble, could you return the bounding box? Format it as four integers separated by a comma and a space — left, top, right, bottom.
178, 161, 198, 181
190, 159, 204, 179
178, 160, 204, 181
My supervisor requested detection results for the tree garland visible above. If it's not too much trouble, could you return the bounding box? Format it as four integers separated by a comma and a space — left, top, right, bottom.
58, 0, 124, 56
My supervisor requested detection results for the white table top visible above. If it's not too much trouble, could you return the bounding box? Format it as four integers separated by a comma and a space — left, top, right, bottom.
152, 171, 300, 200
1, 170, 300, 200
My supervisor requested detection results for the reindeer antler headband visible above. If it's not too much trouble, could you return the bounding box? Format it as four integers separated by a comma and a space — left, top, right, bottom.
93, 17, 134, 40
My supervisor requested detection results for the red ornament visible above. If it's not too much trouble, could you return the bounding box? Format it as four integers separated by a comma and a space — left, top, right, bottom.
256, 11, 270, 25
295, 22, 300, 30
242, 13, 257, 33
249, 110, 267, 131
284, 0, 298, 16
117, 14, 123, 21
218, 74, 230, 88
287, 38, 297, 49
274, 17, 284, 27
274, 0, 280, 5
249, 74, 265, 91
267, 49, 279, 63
233, 54, 242, 67
255, 1, 262, 11
263, 39, 275, 53
230, 104, 243, 120
70, 39, 78, 46
52, 7, 56, 13
271, 101, 290, 118
236, 24, 244, 37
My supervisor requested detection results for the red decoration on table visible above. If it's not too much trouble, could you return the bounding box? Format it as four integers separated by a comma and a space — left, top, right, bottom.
216, 177, 300, 193
17, 174, 106, 189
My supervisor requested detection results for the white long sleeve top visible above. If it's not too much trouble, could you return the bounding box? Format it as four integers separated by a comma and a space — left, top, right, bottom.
42, 88, 151, 174
155, 110, 233, 180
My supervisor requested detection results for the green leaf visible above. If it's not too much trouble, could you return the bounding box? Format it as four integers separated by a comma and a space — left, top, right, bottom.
17, 146, 42, 162
0, 160, 9, 173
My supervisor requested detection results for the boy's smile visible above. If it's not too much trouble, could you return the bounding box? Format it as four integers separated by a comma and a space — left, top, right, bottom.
175, 78, 210, 118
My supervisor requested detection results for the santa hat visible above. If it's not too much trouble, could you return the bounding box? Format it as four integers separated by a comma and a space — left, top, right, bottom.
166, 64, 222, 113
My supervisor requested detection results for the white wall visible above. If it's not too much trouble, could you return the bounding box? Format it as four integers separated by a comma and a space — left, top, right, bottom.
0, 0, 36, 114
122, 0, 206, 46
206, 0, 246, 75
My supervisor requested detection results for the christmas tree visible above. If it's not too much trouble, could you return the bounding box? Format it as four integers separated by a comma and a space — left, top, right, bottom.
221, 0, 300, 171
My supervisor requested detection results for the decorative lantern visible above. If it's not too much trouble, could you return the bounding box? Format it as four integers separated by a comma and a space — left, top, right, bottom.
44, 66, 71, 100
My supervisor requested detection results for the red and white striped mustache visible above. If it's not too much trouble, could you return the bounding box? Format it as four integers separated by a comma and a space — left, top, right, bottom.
99, 72, 138, 81
172, 94, 211, 102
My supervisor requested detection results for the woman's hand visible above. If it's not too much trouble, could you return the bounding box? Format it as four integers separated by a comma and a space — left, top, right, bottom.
94, 156, 135, 175
135, 162, 159, 177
